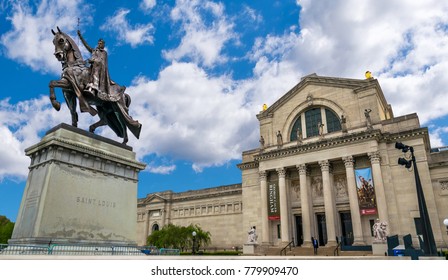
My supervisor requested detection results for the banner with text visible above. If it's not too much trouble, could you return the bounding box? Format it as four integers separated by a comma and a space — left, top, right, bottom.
355, 167, 377, 215
267, 183, 280, 220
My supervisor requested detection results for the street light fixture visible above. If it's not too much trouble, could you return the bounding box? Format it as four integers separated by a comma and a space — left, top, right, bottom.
395, 142, 437, 255
192, 231, 197, 255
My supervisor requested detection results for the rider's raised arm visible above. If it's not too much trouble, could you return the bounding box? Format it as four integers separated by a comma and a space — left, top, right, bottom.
77, 30, 93, 53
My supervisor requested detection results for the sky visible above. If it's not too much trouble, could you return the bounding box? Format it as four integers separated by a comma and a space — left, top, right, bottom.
0, 0, 448, 222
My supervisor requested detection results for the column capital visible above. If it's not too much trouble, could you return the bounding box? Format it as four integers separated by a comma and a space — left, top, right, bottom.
276, 167, 286, 178
368, 151, 381, 164
318, 160, 331, 172
259, 170, 267, 181
342, 156, 355, 168
296, 164, 309, 175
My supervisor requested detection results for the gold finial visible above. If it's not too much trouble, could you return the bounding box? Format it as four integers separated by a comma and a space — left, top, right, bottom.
262, 104, 267, 111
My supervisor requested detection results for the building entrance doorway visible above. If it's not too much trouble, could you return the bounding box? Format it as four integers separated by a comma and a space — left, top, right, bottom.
316, 214, 327, 246
295, 215, 303, 246
340, 212, 353, 245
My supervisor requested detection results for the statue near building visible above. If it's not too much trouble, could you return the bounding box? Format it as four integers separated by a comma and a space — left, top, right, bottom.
48, 27, 142, 144
276, 131, 283, 146
296, 128, 303, 144
247, 226, 258, 243
341, 115, 347, 133
318, 122, 325, 137
372, 219, 388, 241
259, 136, 265, 149
364, 109, 373, 130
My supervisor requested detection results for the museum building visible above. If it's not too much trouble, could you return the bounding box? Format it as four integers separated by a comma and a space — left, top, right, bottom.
137, 74, 448, 250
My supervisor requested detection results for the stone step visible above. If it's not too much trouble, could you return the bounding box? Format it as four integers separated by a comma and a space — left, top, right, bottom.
263, 245, 372, 257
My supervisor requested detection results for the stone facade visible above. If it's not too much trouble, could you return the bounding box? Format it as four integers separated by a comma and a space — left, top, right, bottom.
137, 184, 244, 248
137, 74, 448, 250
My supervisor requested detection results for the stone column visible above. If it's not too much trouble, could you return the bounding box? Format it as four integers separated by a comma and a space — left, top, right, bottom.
277, 168, 291, 244
259, 170, 270, 244
343, 156, 365, 245
369, 152, 389, 224
297, 164, 312, 247
143, 210, 150, 245
319, 160, 337, 246
160, 209, 166, 228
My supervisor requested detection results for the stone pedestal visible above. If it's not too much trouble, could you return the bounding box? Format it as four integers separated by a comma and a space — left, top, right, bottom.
243, 243, 258, 255
372, 241, 388, 256
9, 124, 146, 246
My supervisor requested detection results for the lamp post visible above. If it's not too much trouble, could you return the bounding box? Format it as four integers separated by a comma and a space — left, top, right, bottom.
395, 142, 437, 255
444, 219, 448, 235
192, 231, 197, 255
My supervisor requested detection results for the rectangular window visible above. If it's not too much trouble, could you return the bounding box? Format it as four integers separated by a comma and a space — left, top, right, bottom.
305, 108, 322, 137
277, 224, 281, 239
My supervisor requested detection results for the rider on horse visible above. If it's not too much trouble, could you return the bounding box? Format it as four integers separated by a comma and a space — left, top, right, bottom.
50, 27, 141, 144
77, 30, 124, 103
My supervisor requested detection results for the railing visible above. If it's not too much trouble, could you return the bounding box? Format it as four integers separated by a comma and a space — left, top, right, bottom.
159, 248, 181, 255
280, 239, 295, 256
0, 244, 179, 256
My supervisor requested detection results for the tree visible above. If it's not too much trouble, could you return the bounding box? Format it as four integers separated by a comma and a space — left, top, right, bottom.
147, 223, 211, 252
0, 215, 15, 244
186, 224, 211, 251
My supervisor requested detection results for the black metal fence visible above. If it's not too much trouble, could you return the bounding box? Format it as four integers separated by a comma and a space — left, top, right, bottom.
0, 244, 180, 256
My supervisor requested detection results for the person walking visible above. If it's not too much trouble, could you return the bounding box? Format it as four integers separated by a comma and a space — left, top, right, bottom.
312, 237, 319, 255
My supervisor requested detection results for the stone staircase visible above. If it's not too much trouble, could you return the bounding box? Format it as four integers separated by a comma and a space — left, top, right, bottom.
262, 245, 372, 257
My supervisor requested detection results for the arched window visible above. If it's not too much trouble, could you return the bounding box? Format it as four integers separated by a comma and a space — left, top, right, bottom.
152, 224, 159, 232
290, 116, 302, 141
289, 106, 341, 141
325, 109, 341, 133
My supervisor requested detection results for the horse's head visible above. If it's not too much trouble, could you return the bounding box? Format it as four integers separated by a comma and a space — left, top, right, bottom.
52, 27, 70, 62
51, 27, 83, 64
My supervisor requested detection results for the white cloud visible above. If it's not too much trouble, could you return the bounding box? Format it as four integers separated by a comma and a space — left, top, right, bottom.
146, 164, 176, 174
140, 0, 157, 12
429, 126, 448, 147
0, 125, 28, 180
292, 1, 448, 121
250, 0, 448, 128
0, 0, 91, 74
2, 0, 448, 180
0, 95, 95, 180
242, 5, 263, 24
127, 62, 255, 171
100, 9, 154, 48
162, 0, 237, 67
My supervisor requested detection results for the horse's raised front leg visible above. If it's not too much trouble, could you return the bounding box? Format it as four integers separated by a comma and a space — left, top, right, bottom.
49, 80, 61, 111
50, 79, 80, 127
49, 79, 71, 111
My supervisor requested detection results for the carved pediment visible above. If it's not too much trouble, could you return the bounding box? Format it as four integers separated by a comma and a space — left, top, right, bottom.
141, 194, 167, 205
257, 74, 386, 120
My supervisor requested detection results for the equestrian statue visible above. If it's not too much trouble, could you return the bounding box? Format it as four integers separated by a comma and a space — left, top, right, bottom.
49, 27, 141, 144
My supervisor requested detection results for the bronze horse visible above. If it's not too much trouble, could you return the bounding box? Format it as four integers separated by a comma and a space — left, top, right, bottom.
49, 27, 141, 144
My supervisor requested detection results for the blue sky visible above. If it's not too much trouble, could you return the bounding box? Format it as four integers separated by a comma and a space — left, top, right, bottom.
1, 0, 448, 222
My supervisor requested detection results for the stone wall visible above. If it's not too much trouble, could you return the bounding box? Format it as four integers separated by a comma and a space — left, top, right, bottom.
137, 184, 245, 249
